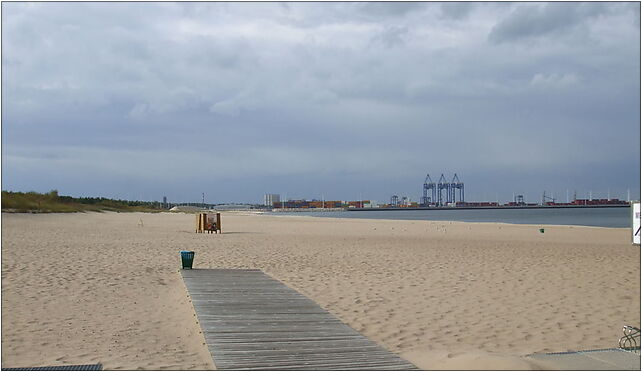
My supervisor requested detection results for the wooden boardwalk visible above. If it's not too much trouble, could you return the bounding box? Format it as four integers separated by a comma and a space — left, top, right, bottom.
182, 269, 418, 370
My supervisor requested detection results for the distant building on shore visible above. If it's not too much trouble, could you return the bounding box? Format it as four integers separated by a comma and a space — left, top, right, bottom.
273, 199, 369, 209
264, 194, 281, 207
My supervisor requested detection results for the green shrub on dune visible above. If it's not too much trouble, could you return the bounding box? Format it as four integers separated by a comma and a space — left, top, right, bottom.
1, 190, 163, 213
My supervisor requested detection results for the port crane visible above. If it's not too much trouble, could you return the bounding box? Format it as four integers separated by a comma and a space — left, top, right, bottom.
429, 173, 465, 206
420, 174, 436, 206
450, 174, 464, 204
437, 174, 448, 206
542, 191, 556, 205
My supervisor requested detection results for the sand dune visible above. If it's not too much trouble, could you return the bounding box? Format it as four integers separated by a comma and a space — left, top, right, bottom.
2, 212, 639, 370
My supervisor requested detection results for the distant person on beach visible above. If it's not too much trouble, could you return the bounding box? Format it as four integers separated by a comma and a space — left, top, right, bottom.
208, 221, 217, 234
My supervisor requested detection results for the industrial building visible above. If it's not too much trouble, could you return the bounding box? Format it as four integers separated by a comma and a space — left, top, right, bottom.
264, 194, 280, 207
389, 195, 414, 207
272, 200, 369, 209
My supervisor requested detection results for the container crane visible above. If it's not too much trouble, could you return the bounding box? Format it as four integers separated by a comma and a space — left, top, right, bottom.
437, 174, 449, 206
421, 174, 436, 206
542, 191, 556, 205
391, 195, 399, 207
450, 173, 464, 203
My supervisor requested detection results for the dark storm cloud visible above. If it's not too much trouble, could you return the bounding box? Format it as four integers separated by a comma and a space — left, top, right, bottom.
2, 2, 639, 203
488, 2, 612, 43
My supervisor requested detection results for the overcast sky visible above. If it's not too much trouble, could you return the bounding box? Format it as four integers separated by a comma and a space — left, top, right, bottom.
2, 2, 640, 204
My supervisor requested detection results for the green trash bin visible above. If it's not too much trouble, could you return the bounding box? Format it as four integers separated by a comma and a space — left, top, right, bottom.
539, 228, 545, 233
180, 250, 195, 269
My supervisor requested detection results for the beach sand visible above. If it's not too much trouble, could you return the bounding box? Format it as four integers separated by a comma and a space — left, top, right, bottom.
2, 211, 639, 370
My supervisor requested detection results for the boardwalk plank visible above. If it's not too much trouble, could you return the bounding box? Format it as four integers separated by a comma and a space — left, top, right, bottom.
182, 269, 418, 370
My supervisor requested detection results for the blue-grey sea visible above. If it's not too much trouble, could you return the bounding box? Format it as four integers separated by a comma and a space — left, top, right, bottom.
271, 207, 631, 228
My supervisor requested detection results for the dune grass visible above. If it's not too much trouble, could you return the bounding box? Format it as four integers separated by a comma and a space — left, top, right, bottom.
2, 190, 164, 213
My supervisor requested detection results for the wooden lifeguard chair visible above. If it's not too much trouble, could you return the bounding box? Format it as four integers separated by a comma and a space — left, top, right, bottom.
196, 212, 221, 234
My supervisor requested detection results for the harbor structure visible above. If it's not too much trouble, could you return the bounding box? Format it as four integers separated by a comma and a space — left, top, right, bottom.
272, 200, 368, 209
268, 196, 627, 210
420, 174, 436, 206
390, 195, 399, 207
401, 196, 410, 207
422, 173, 464, 206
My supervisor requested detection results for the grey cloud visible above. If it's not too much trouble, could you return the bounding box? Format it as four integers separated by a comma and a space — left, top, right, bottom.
439, 2, 475, 20
371, 25, 408, 48
356, 2, 426, 18
488, 2, 611, 43
2, 2, 639, 203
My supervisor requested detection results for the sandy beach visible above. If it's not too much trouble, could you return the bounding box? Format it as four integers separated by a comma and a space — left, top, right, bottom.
1, 211, 639, 370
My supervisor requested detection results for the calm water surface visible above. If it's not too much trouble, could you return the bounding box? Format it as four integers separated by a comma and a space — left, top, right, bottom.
272, 207, 631, 228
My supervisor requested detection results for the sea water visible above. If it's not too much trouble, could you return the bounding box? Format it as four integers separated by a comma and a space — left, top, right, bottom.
271, 207, 631, 228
